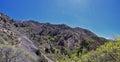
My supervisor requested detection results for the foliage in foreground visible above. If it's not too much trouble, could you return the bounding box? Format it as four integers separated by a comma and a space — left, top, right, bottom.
0, 44, 36, 62
57, 38, 120, 62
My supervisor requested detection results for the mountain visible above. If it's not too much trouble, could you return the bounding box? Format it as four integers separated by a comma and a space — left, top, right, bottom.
0, 13, 119, 62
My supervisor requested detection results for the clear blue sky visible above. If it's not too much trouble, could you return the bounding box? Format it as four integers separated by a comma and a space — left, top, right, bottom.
0, 0, 120, 39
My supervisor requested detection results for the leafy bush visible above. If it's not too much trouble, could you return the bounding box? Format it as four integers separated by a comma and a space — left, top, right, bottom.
81, 38, 120, 62
48, 36, 55, 42
56, 38, 120, 62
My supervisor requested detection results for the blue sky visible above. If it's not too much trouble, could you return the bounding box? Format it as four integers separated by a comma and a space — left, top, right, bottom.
0, 0, 120, 39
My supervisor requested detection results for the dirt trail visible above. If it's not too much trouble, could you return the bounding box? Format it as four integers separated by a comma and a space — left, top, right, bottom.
41, 52, 54, 62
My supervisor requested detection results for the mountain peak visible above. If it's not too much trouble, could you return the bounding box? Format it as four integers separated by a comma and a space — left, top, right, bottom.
0, 13, 11, 23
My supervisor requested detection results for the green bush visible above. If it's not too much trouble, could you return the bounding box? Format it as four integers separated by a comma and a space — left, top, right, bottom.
57, 37, 120, 62
48, 36, 55, 42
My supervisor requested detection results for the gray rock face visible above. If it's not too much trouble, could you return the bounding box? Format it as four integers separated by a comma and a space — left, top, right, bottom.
18, 20, 107, 50
0, 13, 39, 62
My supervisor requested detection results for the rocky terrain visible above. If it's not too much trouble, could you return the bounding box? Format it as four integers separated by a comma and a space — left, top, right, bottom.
0, 13, 119, 62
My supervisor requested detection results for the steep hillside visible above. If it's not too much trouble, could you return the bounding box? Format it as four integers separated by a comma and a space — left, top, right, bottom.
57, 38, 120, 62
0, 13, 110, 62
0, 13, 46, 62
80, 38, 120, 62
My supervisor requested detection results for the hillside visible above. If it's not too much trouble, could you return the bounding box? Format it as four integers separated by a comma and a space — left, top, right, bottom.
0, 13, 119, 62
57, 38, 120, 62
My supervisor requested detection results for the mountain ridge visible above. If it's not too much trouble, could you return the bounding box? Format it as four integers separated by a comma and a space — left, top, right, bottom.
0, 13, 109, 62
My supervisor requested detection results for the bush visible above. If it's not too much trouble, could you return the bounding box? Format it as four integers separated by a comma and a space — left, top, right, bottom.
48, 36, 55, 42
0, 44, 36, 62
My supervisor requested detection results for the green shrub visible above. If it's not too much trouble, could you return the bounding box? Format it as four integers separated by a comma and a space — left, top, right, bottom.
48, 36, 55, 42
0, 44, 36, 62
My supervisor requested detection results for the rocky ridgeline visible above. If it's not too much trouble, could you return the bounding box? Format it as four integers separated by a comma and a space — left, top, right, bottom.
0, 13, 108, 62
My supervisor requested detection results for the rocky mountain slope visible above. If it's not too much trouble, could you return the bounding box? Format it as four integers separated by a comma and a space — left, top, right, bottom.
1, 13, 118, 62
